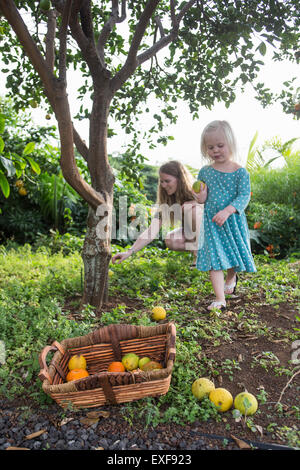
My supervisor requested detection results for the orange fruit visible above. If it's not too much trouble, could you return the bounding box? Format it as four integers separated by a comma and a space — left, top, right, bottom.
108, 361, 125, 372
66, 368, 89, 382
18, 187, 28, 196
140, 360, 163, 371
68, 354, 87, 371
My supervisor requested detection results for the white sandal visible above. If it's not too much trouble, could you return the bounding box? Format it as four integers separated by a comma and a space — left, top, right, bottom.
207, 301, 226, 311
224, 274, 238, 295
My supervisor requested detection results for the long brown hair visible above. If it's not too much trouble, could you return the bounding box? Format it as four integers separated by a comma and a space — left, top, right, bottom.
157, 160, 195, 205
156, 161, 195, 226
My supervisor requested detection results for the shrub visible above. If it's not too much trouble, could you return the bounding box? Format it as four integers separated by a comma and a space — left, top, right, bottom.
246, 201, 300, 258
250, 165, 300, 209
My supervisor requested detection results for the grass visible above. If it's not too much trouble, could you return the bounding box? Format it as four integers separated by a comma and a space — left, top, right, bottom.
0, 242, 299, 447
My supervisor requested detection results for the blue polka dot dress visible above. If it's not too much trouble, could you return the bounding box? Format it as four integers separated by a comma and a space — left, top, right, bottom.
196, 165, 256, 273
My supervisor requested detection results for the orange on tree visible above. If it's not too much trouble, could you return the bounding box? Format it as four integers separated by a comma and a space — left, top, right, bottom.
68, 354, 87, 371
66, 368, 89, 382
18, 187, 27, 196
108, 361, 125, 372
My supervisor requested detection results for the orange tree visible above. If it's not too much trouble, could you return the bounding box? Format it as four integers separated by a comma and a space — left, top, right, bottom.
0, 0, 299, 310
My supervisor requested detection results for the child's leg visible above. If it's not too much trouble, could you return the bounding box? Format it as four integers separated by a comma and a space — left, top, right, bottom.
224, 268, 237, 294
209, 270, 226, 303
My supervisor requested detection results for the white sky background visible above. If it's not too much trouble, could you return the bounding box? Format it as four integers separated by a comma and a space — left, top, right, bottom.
61, 53, 300, 171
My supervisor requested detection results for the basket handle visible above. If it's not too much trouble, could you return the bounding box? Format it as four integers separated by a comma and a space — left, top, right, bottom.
38, 341, 65, 384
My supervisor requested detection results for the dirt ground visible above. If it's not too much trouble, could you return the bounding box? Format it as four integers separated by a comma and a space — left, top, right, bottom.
93, 290, 300, 450
1, 290, 299, 452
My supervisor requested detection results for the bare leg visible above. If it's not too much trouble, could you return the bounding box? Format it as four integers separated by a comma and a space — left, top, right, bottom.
224, 268, 237, 294
208, 270, 226, 308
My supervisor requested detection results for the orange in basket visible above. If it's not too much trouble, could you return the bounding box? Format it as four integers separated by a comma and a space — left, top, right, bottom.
66, 368, 89, 382
108, 361, 125, 372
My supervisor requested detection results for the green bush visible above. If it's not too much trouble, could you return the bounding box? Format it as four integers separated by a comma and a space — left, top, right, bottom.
246, 158, 300, 258
250, 164, 300, 209
246, 201, 300, 258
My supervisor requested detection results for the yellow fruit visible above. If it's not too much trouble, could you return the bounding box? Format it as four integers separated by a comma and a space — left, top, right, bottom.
29, 99, 38, 108
234, 392, 258, 416
108, 270, 114, 277
192, 378, 215, 400
15, 180, 24, 188
18, 187, 27, 196
138, 357, 151, 369
209, 388, 233, 412
122, 353, 139, 371
68, 354, 87, 371
152, 306, 166, 321
140, 360, 163, 371
192, 180, 205, 193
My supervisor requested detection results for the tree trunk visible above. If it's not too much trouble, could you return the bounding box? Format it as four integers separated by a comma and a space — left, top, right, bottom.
80, 87, 114, 311
81, 204, 112, 311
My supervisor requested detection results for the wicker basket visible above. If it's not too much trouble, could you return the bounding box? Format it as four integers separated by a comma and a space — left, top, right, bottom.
38, 322, 176, 409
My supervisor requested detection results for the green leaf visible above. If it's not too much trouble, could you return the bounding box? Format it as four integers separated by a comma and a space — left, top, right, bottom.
0, 116, 5, 134
23, 142, 35, 156
0, 170, 10, 198
257, 42, 267, 56
25, 155, 41, 175
0, 136, 4, 153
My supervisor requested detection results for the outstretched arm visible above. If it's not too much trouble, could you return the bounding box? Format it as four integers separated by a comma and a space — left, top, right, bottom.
112, 217, 162, 264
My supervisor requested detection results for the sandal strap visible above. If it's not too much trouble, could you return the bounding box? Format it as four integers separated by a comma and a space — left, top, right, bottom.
208, 301, 226, 310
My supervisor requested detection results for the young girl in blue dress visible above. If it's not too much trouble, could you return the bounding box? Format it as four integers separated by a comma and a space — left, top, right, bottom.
193, 120, 256, 311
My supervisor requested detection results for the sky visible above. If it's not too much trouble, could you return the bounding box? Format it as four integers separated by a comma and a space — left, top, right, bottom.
104, 55, 300, 170
2, 42, 299, 172
48, 52, 300, 171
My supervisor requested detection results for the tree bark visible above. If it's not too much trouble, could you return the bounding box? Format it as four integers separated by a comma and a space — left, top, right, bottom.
80, 87, 114, 311
81, 204, 112, 310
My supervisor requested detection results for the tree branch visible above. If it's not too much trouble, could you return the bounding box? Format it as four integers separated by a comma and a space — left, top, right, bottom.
80, 0, 94, 39
0, 0, 54, 95
138, 0, 197, 65
97, 0, 127, 66
111, 0, 160, 92
68, 0, 110, 80
45, 9, 57, 72
59, 0, 72, 81
73, 125, 89, 161
154, 15, 165, 38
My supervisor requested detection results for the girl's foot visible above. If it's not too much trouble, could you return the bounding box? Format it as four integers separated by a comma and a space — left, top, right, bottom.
224, 274, 238, 295
207, 300, 226, 311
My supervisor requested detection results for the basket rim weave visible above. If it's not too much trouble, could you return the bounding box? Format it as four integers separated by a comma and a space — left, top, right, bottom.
38, 322, 176, 406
